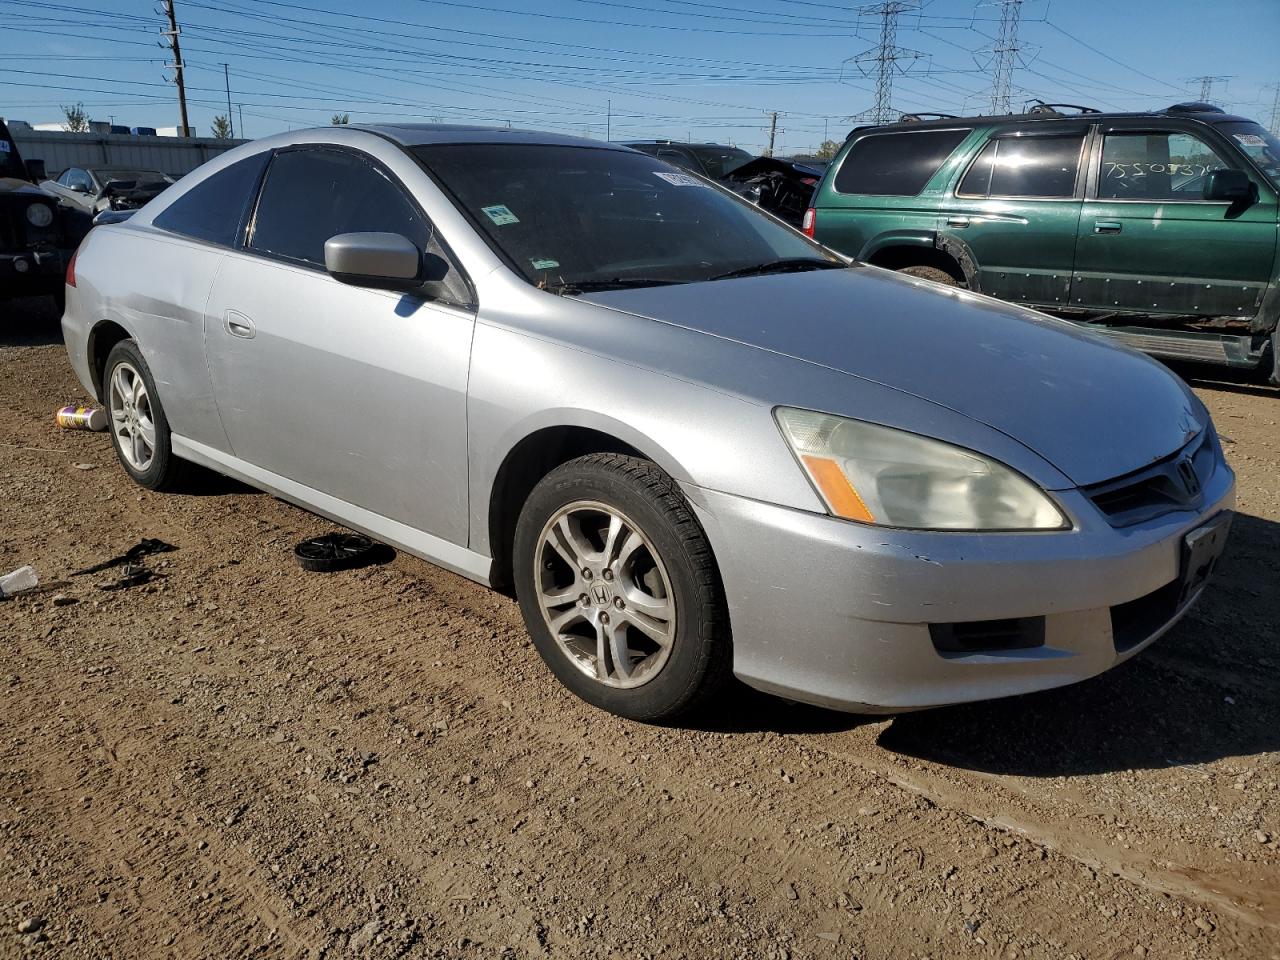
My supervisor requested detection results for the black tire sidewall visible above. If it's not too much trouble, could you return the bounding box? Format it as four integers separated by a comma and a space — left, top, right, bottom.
103, 339, 179, 490
513, 457, 725, 721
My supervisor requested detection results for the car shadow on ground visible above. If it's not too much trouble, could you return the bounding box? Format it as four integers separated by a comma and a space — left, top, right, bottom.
876, 511, 1280, 777
1, 296, 63, 347
1166, 360, 1278, 400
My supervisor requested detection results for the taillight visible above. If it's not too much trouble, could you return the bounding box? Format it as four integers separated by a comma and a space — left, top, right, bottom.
801, 207, 816, 238
65, 247, 78, 288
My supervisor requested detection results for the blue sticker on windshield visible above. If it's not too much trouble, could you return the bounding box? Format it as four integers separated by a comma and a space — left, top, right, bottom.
0, 140, 9, 153
481, 204, 519, 225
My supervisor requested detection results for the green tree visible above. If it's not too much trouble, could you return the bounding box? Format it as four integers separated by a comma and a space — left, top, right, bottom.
331, 112, 350, 125
61, 102, 90, 133
211, 114, 233, 139
815, 139, 841, 161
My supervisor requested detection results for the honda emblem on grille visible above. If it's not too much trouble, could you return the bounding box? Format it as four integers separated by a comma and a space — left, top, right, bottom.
1176, 457, 1202, 499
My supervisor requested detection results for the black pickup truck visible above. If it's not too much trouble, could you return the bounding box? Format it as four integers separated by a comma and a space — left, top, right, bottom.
1, 118, 68, 306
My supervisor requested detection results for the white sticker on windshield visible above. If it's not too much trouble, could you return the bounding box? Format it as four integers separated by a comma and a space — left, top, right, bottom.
1233, 133, 1267, 147
653, 171, 703, 187
530, 258, 559, 270
481, 204, 519, 225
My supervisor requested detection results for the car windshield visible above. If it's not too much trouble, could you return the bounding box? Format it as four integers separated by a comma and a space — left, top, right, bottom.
414, 143, 839, 291
1219, 122, 1280, 190
688, 145, 754, 179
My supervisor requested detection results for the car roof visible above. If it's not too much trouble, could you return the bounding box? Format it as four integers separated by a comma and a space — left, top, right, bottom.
354, 123, 629, 151
622, 140, 748, 150
847, 104, 1257, 139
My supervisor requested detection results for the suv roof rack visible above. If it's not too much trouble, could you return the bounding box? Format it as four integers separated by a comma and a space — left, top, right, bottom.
898, 112, 959, 123
1166, 101, 1226, 114
1023, 100, 1100, 117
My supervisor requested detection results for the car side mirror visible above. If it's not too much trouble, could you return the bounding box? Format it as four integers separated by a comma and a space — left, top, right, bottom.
1203, 168, 1255, 204
70, 182, 90, 194
25, 159, 46, 182
324, 232, 448, 296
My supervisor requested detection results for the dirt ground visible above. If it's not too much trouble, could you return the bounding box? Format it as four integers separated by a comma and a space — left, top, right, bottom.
2, 295, 1279, 960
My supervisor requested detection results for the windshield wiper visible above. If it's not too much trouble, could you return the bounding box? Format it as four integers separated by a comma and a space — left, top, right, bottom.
543, 277, 682, 295
707, 258, 844, 282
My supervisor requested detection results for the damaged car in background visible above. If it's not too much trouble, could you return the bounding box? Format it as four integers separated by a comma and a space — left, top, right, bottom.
62, 125, 1234, 723
622, 139, 821, 226
42, 165, 175, 217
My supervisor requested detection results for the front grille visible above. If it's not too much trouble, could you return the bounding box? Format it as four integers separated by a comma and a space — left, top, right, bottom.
1083, 430, 1216, 528
930, 616, 1045, 657
1111, 578, 1181, 652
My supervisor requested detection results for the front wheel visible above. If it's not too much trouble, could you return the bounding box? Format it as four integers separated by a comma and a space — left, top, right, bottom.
513, 453, 731, 722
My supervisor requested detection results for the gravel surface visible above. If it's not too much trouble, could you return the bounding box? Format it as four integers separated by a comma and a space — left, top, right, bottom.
2, 296, 1279, 959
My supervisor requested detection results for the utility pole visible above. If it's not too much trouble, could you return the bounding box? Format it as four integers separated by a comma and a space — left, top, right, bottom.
223, 63, 234, 138
606, 99, 611, 141
766, 111, 778, 156
237, 103, 245, 139
985, 0, 1023, 115
162, 0, 190, 137
849, 2, 924, 125
1188, 75, 1231, 106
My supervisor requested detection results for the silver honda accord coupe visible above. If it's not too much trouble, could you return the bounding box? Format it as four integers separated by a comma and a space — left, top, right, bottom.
61, 125, 1235, 721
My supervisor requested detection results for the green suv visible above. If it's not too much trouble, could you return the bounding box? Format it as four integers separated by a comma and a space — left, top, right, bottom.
805, 103, 1280, 384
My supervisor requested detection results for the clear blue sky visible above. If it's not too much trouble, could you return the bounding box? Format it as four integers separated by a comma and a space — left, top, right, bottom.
1, 0, 1276, 153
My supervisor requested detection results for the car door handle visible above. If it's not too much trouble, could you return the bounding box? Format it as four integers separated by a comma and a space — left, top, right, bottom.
945, 216, 970, 227
224, 311, 256, 339
1094, 220, 1122, 234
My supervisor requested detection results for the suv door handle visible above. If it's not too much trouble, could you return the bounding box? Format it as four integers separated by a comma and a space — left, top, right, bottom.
945, 216, 970, 227
224, 311, 256, 339
1094, 220, 1122, 234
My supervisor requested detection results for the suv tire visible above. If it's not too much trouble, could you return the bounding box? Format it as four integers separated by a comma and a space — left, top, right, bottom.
513, 453, 731, 722
895, 265, 959, 287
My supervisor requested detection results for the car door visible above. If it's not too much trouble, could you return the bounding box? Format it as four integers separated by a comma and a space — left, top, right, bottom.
1071, 121, 1277, 317
939, 127, 1088, 309
202, 145, 475, 545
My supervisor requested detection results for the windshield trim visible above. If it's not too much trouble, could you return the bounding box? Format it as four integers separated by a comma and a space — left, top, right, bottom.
408, 141, 842, 292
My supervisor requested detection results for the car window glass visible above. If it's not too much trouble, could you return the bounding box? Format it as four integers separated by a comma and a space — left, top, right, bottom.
153, 152, 269, 247
984, 136, 1082, 198
1098, 131, 1231, 201
833, 129, 971, 196
56, 169, 73, 186
957, 140, 996, 196
656, 149, 701, 174
249, 148, 430, 266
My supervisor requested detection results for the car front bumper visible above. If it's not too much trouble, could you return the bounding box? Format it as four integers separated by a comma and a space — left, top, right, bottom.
683, 458, 1235, 713
0, 249, 64, 298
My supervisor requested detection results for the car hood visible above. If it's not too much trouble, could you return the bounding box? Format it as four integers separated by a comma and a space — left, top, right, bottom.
581, 266, 1204, 487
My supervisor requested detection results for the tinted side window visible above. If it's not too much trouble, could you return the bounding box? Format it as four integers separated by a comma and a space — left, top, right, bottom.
989, 136, 1082, 198
957, 141, 996, 196
656, 149, 701, 174
249, 148, 430, 267
153, 152, 268, 246
1098, 131, 1230, 201
834, 129, 970, 196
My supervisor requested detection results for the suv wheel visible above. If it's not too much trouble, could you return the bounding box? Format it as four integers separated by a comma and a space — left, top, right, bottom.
896, 265, 959, 287
513, 453, 731, 721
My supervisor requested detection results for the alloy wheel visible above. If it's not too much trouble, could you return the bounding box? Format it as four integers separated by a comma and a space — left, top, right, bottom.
108, 361, 156, 472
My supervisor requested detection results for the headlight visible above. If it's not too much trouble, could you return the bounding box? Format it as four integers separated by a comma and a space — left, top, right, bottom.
775, 407, 1069, 531
25, 203, 54, 228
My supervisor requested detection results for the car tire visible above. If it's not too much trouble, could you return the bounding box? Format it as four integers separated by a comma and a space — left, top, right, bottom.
513, 453, 731, 722
896, 265, 960, 287
1269, 328, 1280, 388
103, 339, 194, 491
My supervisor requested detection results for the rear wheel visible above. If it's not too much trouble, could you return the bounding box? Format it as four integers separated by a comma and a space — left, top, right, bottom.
1269, 328, 1280, 388
103, 339, 193, 491
513, 453, 731, 721
895, 264, 960, 287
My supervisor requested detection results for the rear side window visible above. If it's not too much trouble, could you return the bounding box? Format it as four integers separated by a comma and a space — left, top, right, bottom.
248, 148, 430, 267
833, 129, 970, 196
958, 135, 1084, 199
153, 152, 268, 246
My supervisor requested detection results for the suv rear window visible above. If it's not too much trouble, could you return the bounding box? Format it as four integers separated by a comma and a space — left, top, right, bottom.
833, 129, 970, 196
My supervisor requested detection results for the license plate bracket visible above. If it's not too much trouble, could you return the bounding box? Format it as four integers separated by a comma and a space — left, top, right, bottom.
1178, 511, 1232, 608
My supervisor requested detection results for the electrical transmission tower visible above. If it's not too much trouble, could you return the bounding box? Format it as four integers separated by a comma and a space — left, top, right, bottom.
985, 0, 1023, 114
1188, 75, 1231, 106
848, 2, 925, 125
1266, 83, 1280, 136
